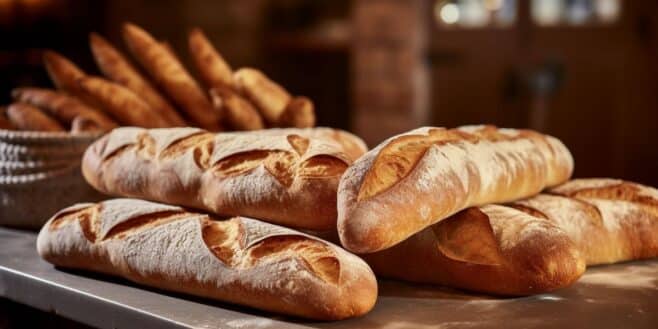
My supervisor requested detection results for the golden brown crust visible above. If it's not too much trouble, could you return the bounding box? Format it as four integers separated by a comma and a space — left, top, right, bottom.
338, 125, 574, 253
508, 178, 658, 265
0, 106, 15, 130
122, 23, 220, 130
36, 199, 377, 320
364, 205, 585, 296
82, 127, 357, 230
210, 86, 264, 131
188, 27, 234, 89
279, 96, 316, 128
42, 50, 86, 95
89, 32, 185, 126
7, 103, 65, 131
77, 76, 170, 128
12, 87, 117, 130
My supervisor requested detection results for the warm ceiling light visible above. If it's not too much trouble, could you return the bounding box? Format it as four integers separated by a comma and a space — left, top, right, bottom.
436, 2, 460, 25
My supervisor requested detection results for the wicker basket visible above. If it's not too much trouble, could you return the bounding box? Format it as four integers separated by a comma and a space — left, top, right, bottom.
0, 130, 106, 229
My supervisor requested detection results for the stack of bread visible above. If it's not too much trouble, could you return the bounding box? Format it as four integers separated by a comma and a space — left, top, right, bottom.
1, 23, 317, 228
30, 25, 658, 323
35, 123, 658, 320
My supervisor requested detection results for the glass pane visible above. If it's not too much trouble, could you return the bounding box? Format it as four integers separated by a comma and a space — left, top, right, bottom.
434, 0, 517, 28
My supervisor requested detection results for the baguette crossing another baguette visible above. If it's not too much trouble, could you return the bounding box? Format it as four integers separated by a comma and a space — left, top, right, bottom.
122, 23, 221, 130
37, 199, 377, 320
364, 205, 586, 295
82, 127, 366, 230
338, 125, 574, 253
89, 32, 185, 126
512, 178, 658, 265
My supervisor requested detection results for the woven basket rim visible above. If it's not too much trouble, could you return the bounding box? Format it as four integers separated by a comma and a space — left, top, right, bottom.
0, 129, 103, 143
0, 163, 80, 185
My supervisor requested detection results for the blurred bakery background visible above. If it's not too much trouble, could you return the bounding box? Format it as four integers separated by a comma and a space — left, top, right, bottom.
1, 0, 656, 186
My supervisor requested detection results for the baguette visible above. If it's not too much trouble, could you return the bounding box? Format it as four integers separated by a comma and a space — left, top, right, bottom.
7, 103, 65, 131
37, 198, 377, 320
89, 32, 185, 126
122, 23, 220, 130
338, 125, 573, 253
82, 127, 358, 230
233, 68, 315, 128
364, 205, 585, 295
77, 76, 170, 128
71, 115, 104, 133
209, 87, 264, 131
12, 87, 117, 130
0, 106, 15, 130
188, 28, 234, 88
510, 178, 658, 265
42, 50, 103, 108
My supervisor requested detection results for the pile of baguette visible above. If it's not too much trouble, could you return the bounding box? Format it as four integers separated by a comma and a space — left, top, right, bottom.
2, 23, 313, 134
35, 109, 658, 318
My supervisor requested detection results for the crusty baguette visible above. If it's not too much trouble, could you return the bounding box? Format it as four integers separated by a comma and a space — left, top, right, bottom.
279, 96, 315, 128
89, 32, 185, 126
82, 127, 358, 230
209, 87, 264, 131
188, 28, 234, 88
37, 198, 377, 320
77, 76, 170, 128
7, 103, 65, 131
233, 68, 315, 128
122, 23, 221, 130
0, 106, 15, 130
12, 87, 117, 130
338, 125, 573, 253
71, 115, 104, 133
510, 178, 658, 265
42, 50, 86, 95
364, 205, 585, 296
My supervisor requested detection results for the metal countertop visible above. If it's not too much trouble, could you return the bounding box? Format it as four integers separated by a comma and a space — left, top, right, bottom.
0, 227, 656, 329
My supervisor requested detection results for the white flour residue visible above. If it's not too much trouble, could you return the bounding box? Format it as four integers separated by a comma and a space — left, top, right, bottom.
579, 264, 658, 289
224, 318, 276, 328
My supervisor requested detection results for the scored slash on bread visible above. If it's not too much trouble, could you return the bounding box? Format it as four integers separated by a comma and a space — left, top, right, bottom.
337, 125, 574, 254
81, 127, 366, 231
122, 23, 221, 130
89, 32, 186, 127
36, 198, 377, 320
7, 103, 65, 132
12, 87, 117, 130
77, 76, 171, 128
364, 205, 586, 296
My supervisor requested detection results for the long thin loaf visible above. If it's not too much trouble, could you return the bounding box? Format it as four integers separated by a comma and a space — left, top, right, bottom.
363, 205, 585, 296
37, 199, 377, 320
511, 178, 658, 265
82, 127, 366, 230
338, 125, 573, 253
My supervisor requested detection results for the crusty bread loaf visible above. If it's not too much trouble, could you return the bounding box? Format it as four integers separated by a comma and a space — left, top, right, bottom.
77, 76, 171, 128
37, 199, 377, 320
12, 87, 117, 130
7, 103, 65, 132
233, 68, 315, 128
364, 205, 585, 296
338, 125, 573, 253
122, 23, 220, 130
82, 127, 365, 230
89, 32, 185, 126
510, 178, 658, 265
